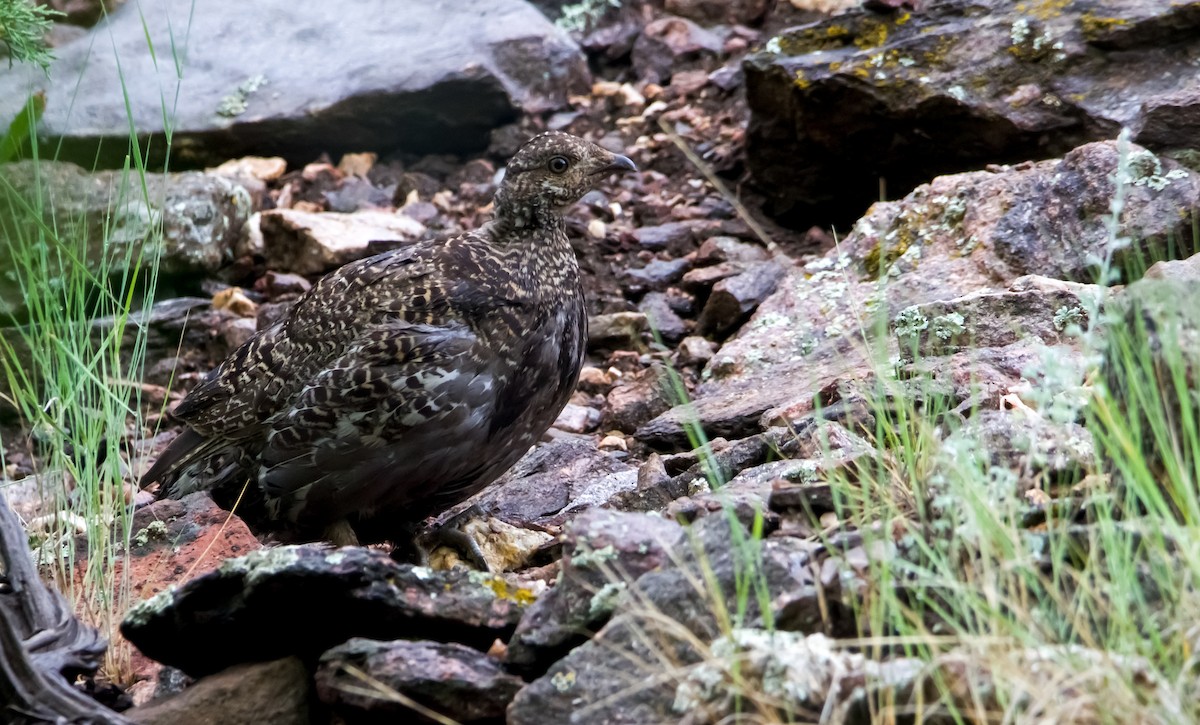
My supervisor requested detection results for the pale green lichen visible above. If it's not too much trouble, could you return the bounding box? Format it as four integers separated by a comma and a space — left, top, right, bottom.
931, 312, 966, 341
217, 545, 303, 587
588, 581, 627, 619
217, 74, 268, 118
551, 669, 577, 692
122, 585, 179, 628
133, 519, 168, 547
1127, 149, 1190, 191
673, 630, 889, 715
791, 459, 821, 484
555, 0, 620, 32
1053, 305, 1085, 332
571, 543, 617, 569
894, 306, 930, 339
752, 312, 791, 330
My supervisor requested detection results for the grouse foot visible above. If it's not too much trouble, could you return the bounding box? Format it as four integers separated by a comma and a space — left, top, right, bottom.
415, 505, 491, 571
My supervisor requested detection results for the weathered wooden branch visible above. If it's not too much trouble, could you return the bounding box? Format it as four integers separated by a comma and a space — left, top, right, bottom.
0, 491, 134, 724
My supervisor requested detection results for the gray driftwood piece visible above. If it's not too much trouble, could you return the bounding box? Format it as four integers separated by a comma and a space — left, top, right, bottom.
0, 492, 134, 724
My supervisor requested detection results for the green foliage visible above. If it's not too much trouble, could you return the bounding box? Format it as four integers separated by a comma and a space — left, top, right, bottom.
0, 90, 44, 162
0, 0, 61, 71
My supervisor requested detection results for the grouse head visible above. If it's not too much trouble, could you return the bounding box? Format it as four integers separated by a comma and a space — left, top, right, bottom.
494, 131, 637, 224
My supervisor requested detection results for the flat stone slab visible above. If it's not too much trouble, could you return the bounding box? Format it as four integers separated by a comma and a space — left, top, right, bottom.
120, 544, 535, 677
1, 0, 588, 167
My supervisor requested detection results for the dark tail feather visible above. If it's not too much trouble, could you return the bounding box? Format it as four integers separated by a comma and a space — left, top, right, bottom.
140, 427, 207, 492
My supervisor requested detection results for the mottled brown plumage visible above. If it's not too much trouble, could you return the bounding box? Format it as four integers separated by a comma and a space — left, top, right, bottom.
141, 132, 636, 545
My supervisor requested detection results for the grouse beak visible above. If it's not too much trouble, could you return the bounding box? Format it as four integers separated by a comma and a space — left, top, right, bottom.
597, 153, 638, 176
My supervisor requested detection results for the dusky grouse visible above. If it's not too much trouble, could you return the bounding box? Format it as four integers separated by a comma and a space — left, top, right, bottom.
141, 131, 637, 547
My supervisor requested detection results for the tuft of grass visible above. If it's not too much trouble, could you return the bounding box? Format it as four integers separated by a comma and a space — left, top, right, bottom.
816, 130, 1200, 722
606, 129, 1200, 723
0, 1, 192, 682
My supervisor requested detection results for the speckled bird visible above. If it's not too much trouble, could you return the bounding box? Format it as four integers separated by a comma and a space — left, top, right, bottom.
141, 131, 637, 547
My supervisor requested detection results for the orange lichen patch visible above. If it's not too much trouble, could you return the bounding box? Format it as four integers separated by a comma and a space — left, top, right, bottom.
854, 19, 891, 48
1079, 12, 1129, 39
1016, 0, 1070, 20
475, 573, 538, 606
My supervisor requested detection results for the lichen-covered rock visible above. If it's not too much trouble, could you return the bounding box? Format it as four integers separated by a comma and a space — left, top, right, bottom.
745, 0, 1200, 226
506, 508, 684, 672
120, 545, 534, 677
507, 515, 846, 724
892, 275, 1104, 358
640, 141, 1199, 448
470, 437, 638, 527
0, 162, 250, 319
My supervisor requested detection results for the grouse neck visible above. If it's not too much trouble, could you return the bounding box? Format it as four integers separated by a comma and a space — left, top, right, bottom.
490, 193, 565, 240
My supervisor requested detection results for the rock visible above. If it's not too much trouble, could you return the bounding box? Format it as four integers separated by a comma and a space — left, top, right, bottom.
121, 492, 262, 603
576, 365, 615, 394
0, 162, 251, 319
1143, 250, 1200, 283
601, 368, 672, 435
676, 336, 716, 367
121, 545, 533, 677
317, 639, 523, 724
632, 16, 725, 84
127, 658, 310, 725
665, 457, 845, 528
209, 156, 288, 182
621, 257, 692, 290
258, 209, 425, 275
256, 271, 311, 299
695, 236, 771, 265
552, 403, 601, 434
666, 0, 769, 26
941, 410, 1094, 496
1136, 85, 1200, 149
681, 261, 744, 292
40, 0, 115, 27
893, 275, 1104, 358
672, 630, 921, 723
471, 437, 637, 526
1, 0, 589, 167
697, 258, 788, 336
632, 221, 701, 252
323, 176, 394, 213
637, 291, 688, 342
588, 311, 648, 350
506, 508, 685, 672
639, 141, 1200, 448
507, 516, 844, 724
745, 0, 1200, 226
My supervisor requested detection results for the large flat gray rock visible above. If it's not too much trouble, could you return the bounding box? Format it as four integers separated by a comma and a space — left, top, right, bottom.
0, 0, 588, 167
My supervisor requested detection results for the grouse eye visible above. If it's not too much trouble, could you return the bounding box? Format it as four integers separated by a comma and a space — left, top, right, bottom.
548, 156, 570, 174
